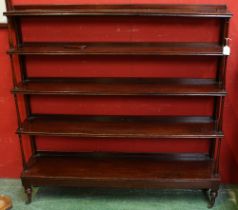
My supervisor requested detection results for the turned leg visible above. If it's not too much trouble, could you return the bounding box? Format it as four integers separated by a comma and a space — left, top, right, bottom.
24, 186, 32, 204
208, 189, 218, 208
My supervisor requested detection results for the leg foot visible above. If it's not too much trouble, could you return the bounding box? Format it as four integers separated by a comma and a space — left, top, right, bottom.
24, 186, 32, 204
208, 189, 218, 208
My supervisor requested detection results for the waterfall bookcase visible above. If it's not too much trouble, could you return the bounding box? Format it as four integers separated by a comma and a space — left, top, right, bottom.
4, 2, 232, 208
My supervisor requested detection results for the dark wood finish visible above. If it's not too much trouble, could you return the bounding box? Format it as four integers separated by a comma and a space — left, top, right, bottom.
24, 186, 32, 204
8, 42, 223, 56
5, 2, 231, 207
0, 23, 8, 28
18, 115, 223, 138
13, 78, 227, 96
5, 0, 29, 170
5, 4, 232, 18
21, 153, 220, 189
209, 190, 218, 208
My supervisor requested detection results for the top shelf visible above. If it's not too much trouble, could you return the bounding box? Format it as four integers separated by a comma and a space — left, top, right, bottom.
8, 42, 224, 56
4, 4, 232, 18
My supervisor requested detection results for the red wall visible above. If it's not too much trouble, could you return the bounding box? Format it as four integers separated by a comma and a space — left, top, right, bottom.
0, 0, 238, 183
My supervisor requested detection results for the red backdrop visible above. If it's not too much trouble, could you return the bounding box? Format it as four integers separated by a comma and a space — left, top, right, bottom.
0, 0, 238, 183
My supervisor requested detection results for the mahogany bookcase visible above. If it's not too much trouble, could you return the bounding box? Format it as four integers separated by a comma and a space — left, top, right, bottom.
4, 2, 232, 208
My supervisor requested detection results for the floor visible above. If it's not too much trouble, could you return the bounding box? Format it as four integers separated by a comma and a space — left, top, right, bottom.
0, 179, 237, 210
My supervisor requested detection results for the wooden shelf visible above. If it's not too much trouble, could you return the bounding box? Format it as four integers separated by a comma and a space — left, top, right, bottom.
13, 78, 226, 96
8, 42, 223, 56
18, 115, 223, 138
22, 153, 219, 188
5, 4, 232, 18
0, 23, 8, 28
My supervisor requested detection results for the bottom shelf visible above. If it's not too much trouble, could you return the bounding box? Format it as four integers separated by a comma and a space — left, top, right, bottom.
22, 153, 219, 189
